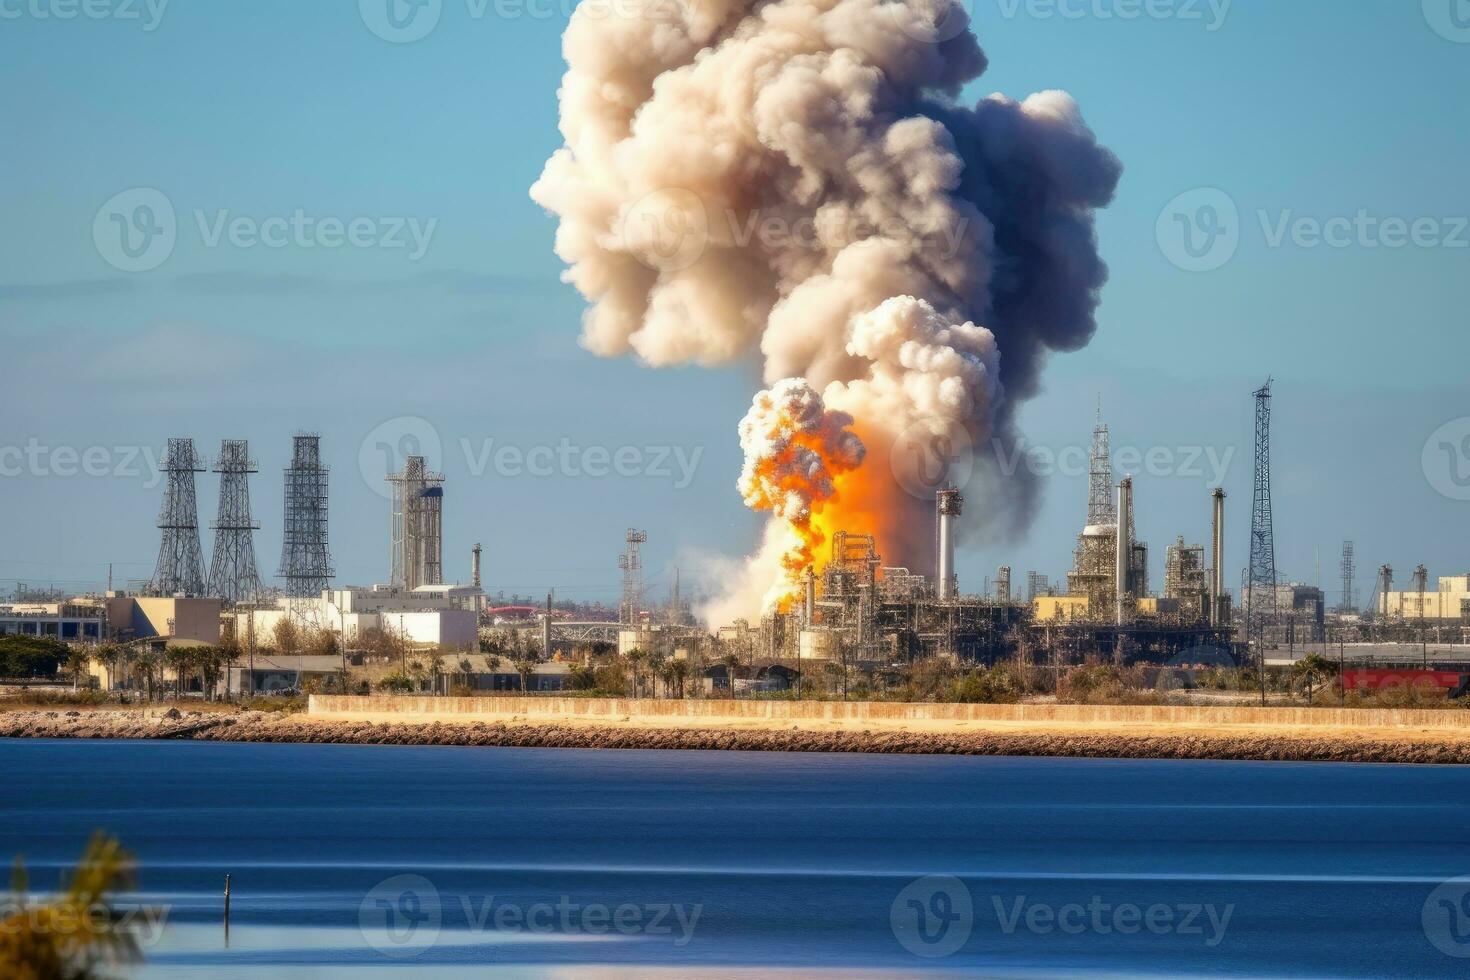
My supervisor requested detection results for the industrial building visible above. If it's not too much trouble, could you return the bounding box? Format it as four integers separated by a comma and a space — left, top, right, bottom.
230, 584, 481, 651
1380, 572, 1470, 625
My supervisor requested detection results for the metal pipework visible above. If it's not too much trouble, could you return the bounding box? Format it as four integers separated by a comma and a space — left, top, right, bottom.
997, 566, 1012, 604
804, 567, 816, 626
1115, 478, 1132, 626
936, 488, 963, 600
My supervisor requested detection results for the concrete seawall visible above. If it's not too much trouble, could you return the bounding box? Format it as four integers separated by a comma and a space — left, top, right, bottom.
308, 695, 1470, 732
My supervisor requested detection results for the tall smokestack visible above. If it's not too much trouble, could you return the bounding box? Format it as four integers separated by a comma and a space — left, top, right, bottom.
471, 543, 482, 590
804, 567, 816, 626
1210, 489, 1225, 626
1379, 565, 1393, 618
937, 489, 963, 600
997, 566, 1012, 604
1115, 478, 1132, 625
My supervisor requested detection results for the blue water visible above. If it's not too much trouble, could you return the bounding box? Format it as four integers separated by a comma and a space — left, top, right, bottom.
4, 740, 1470, 977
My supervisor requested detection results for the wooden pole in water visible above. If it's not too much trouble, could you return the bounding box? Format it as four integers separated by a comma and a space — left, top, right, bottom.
223, 874, 231, 946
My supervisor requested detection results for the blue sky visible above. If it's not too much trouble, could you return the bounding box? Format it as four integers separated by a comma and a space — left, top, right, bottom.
2, 0, 1468, 609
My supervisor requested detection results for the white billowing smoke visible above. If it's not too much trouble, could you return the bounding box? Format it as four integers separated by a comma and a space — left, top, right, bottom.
531, 0, 1121, 621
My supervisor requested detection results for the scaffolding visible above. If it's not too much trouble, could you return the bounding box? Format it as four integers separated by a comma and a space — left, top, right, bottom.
207, 439, 262, 603
149, 437, 207, 596
278, 434, 334, 598
388, 455, 445, 591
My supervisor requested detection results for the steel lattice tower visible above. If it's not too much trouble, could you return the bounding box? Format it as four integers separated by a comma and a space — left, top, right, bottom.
388, 455, 445, 591
618, 529, 647, 625
1338, 540, 1356, 614
278, 434, 334, 598
149, 438, 207, 596
1086, 402, 1115, 527
207, 439, 262, 603
1246, 380, 1277, 641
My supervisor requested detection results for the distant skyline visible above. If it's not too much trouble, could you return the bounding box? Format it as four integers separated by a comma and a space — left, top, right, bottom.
3, 1, 1468, 609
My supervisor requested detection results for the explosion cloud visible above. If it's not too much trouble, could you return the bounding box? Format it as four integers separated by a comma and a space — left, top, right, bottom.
531, 0, 1122, 620
737, 378, 866, 611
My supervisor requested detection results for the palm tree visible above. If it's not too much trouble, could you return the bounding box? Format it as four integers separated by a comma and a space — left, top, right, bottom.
93, 645, 121, 693
64, 647, 92, 691
625, 649, 647, 699
668, 659, 690, 699
163, 646, 196, 700
1291, 652, 1334, 702
133, 650, 160, 702
117, 647, 139, 697
722, 653, 741, 699
647, 650, 667, 698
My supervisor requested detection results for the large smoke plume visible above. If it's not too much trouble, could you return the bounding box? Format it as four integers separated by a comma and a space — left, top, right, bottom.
532, 0, 1122, 622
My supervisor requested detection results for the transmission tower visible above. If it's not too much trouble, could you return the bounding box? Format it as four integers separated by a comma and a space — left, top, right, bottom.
1337, 540, 1356, 615
1245, 380, 1277, 642
278, 434, 334, 598
618, 529, 647, 625
207, 439, 262, 603
149, 438, 207, 596
1086, 400, 1115, 527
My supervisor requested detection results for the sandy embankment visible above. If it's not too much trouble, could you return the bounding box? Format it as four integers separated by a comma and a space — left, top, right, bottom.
4, 703, 1470, 764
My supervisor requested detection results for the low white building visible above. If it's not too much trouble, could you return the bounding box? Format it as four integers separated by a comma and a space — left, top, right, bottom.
232, 584, 481, 652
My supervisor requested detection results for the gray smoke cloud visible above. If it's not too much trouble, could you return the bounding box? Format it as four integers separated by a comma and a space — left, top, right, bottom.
532, 0, 1121, 619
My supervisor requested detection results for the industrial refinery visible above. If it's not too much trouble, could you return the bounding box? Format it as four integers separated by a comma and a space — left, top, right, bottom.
5, 378, 1464, 695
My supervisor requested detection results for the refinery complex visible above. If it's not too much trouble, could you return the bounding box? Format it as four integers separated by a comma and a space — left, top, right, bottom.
4, 380, 1468, 694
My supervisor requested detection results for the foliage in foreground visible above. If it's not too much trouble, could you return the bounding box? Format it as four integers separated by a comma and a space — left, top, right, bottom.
0, 833, 141, 980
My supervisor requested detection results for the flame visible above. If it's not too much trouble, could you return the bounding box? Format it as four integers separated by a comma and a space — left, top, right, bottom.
736, 380, 865, 611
